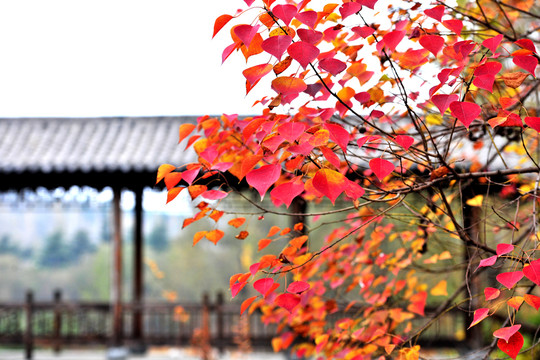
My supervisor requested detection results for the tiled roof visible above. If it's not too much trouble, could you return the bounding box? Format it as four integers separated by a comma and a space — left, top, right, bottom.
0, 116, 196, 174
0, 116, 199, 190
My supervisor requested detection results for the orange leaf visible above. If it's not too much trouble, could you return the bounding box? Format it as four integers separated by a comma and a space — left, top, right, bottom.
240, 296, 258, 315
271, 76, 307, 96
193, 231, 207, 246
157, 164, 176, 184
167, 187, 184, 203
290, 235, 308, 249
267, 226, 281, 237
213, 14, 233, 38
178, 123, 196, 144
501, 72, 529, 89
188, 185, 208, 200
273, 56, 293, 75
209, 210, 224, 222
239, 154, 263, 180
164, 172, 182, 190
258, 238, 272, 251
236, 231, 249, 240
228, 217, 246, 228
206, 229, 225, 245
507, 296, 524, 310
524, 294, 540, 310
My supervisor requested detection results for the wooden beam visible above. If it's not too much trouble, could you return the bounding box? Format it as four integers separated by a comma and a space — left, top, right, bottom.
112, 188, 123, 346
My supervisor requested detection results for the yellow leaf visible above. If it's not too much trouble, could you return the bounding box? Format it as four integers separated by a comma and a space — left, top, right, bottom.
426, 113, 442, 125
430, 280, 448, 296
466, 194, 483, 207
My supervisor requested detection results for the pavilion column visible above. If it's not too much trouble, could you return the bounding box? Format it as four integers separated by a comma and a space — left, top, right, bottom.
132, 186, 144, 346
112, 188, 123, 346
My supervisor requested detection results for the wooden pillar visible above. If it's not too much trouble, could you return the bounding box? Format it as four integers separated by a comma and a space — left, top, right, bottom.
112, 188, 123, 346
290, 197, 307, 237
463, 186, 483, 349
53, 289, 62, 353
24, 290, 33, 360
133, 187, 144, 343
216, 292, 224, 353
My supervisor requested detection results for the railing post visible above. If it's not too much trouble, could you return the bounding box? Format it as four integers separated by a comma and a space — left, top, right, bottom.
53, 289, 62, 354
201, 293, 211, 360
216, 292, 224, 353
24, 290, 33, 360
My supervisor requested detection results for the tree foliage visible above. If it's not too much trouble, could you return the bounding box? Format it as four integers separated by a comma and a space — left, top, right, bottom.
159, 0, 539, 358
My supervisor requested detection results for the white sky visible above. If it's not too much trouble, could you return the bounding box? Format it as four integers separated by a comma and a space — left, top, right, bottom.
0, 0, 265, 117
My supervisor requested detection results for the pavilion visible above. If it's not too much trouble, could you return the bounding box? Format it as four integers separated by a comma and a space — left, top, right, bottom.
0, 116, 199, 348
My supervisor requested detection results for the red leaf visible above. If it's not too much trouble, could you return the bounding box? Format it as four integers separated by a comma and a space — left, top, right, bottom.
270, 177, 304, 208
352, 26, 375, 38
275, 293, 301, 312
493, 324, 521, 342
496, 243, 514, 256
497, 332, 523, 360
297, 29, 323, 44
496, 271, 524, 289
296, 10, 317, 28
394, 135, 414, 150
253, 278, 275, 296
261, 35, 292, 60
515, 39, 537, 53
243, 64, 273, 88
312, 169, 348, 204
476, 61, 502, 77
482, 34, 503, 53
240, 296, 258, 315
339, 2, 361, 20
272, 76, 307, 96
513, 55, 538, 75
213, 14, 233, 39
182, 167, 200, 185
468, 308, 489, 328
477, 255, 497, 269
382, 30, 405, 52
234, 24, 260, 47
201, 190, 228, 200
442, 19, 463, 35
324, 123, 350, 153
432, 94, 459, 114
278, 122, 306, 142
321, 146, 341, 168
369, 158, 395, 181
222, 42, 239, 64
272, 4, 297, 26
287, 281, 310, 294
523, 258, 540, 286
419, 35, 444, 56
449, 101, 482, 128
231, 281, 247, 298
288, 41, 320, 69
319, 58, 347, 76
524, 294, 540, 310
525, 117, 540, 132
246, 164, 281, 199
407, 291, 427, 316
356, 0, 376, 9
424, 5, 444, 21
484, 287, 500, 301
344, 179, 365, 199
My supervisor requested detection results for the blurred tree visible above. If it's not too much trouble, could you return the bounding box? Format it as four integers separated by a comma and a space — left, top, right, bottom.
38, 229, 71, 268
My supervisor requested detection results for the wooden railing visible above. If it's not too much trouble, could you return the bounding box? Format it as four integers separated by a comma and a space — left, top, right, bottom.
0, 290, 277, 359
0, 290, 481, 359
